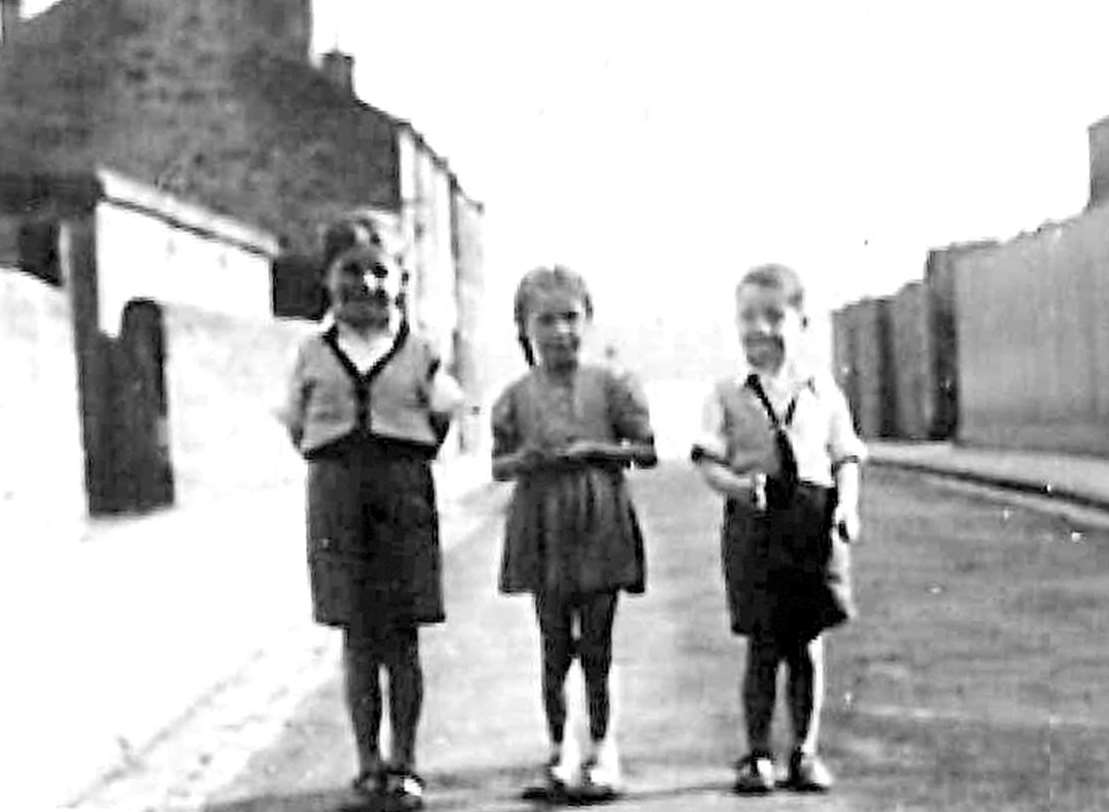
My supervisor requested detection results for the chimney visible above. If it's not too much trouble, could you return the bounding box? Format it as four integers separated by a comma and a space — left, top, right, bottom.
1, 0, 22, 44
321, 49, 355, 95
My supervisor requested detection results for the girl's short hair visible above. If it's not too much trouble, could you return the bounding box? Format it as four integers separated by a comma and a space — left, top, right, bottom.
513, 265, 593, 366
738, 263, 806, 311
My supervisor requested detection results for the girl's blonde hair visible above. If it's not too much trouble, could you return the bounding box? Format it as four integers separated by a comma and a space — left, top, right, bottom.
513, 265, 594, 367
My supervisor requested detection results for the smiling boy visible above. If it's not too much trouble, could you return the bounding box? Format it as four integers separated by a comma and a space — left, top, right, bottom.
692, 263, 865, 794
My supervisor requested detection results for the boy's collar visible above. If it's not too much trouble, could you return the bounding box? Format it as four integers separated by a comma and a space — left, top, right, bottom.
740, 357, 814, 390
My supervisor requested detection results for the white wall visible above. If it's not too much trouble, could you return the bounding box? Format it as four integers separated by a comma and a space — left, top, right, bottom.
0, 266, 86, 534
95, 202, 274, 337
397, 128, 459, 361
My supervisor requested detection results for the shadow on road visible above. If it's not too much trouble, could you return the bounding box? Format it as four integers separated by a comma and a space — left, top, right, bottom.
204, 759, 738, 812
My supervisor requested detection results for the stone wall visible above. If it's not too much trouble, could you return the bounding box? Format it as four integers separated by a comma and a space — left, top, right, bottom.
0, 0, 398, 253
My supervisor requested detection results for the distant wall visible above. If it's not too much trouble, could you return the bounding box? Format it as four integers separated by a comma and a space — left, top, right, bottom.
888, 282, 935, 440
1089, 119, 1109, 208
851, 297, 896, 438
832, 304, 860, 432
0, 267, 86, 533
451, 190, 486, 453
398, 129, 458, 363
831, 242, 995, 444
955, 211, 1109, 455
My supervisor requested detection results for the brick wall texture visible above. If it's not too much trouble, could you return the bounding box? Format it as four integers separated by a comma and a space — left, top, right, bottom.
0, 0, 398, 253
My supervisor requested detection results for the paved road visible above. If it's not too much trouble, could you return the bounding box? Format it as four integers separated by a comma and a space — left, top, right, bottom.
200, 464, 1109, 812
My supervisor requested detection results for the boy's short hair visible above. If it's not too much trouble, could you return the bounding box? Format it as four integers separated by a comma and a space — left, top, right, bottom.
737, 263, 805, 311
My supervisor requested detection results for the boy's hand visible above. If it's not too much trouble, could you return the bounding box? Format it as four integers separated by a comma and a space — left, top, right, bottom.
832, 503, 861, 543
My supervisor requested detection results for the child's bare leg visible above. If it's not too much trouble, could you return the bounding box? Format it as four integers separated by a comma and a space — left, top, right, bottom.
343, 629, 384, 775
742, 635, 780, 755
578, 592, 619, 743
383, 625, 423, 772
784, 634, 825, 755
535, 594, 574, 746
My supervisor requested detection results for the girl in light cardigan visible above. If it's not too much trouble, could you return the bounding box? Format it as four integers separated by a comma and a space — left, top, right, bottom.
279, 218, 462, 810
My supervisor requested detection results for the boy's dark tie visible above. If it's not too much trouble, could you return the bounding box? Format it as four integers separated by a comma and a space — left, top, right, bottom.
746, 373, 800, 509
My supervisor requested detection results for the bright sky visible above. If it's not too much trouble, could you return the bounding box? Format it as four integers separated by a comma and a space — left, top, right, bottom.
22, 0, 1109, 373
313, 0, 1109, 376
306, 1, 1109, 317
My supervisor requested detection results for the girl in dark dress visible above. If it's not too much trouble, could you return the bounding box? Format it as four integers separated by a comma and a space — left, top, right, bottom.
280, 216, 462, 810
491, 266, 657, 799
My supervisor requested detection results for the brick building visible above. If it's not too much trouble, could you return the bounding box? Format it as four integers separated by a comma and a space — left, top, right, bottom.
0, 0, 485, 443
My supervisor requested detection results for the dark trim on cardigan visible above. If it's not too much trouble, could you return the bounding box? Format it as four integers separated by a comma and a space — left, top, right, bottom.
321, 319, 412, 432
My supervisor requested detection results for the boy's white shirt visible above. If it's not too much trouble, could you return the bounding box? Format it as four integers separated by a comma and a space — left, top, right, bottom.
697, 356, 866, 488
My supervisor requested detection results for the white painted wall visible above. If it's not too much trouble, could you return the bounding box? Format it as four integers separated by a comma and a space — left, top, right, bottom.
0, 266, 86, 533
95, 202, 274, 337
397, 128, 460, 361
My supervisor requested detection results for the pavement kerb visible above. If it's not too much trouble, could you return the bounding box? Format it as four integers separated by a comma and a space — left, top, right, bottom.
868, 456, 1109, 514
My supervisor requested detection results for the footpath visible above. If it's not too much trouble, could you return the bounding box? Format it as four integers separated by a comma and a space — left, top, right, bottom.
202, 460, 1109, 812
1, 450, 497, 812
14, 437, 1109, 811
867, 441, 1109, 512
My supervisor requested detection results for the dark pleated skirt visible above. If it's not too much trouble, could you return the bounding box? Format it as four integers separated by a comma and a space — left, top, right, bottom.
306, 434, 444, 635
721, 483, 854, 643
499, 464, 645, 599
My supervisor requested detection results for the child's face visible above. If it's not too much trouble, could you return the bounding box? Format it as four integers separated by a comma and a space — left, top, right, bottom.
526, 288, 588, 370
326, 245, 404, 328
735, 282, 805, 372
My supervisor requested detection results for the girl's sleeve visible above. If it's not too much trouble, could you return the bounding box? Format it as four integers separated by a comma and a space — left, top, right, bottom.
607, 370, 655, 443
424, 353, 465, 415
826, 382, 867, 466
491, 387, 520, 457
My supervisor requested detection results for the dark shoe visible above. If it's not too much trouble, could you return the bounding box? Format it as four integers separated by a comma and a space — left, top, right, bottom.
733, 752, 776, 794
521, 758, 568, 802
351, 765, 386, 797
385, 769, 425, 810
785, 750, 834, 792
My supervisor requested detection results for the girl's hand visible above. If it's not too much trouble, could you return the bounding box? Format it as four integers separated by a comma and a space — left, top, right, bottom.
560, 439, 601, 461
832, 503, 861, 543
494, 445, 553, 480
517, 445, 558, 473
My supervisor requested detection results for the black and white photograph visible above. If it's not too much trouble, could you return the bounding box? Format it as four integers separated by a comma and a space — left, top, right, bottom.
2, 1, 1108, 810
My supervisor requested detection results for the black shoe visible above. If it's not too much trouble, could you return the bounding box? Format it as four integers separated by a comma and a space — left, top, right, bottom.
351, 765, 387, 797
733, 752, 776, 794
521, 757, 568, 802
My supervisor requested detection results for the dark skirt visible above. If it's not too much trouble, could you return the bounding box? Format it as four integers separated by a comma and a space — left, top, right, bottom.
306, 434, 445, 635
499, 464, 645, 599
721, 482, 854, 643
